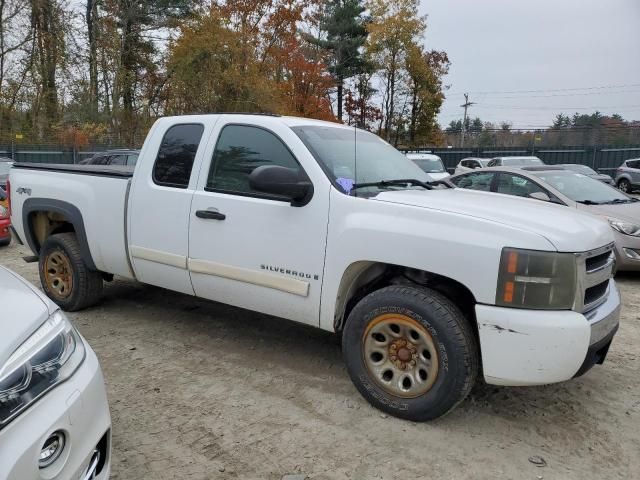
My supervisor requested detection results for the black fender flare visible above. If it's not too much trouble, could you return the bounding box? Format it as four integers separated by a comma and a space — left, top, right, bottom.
22, 198, 98, 270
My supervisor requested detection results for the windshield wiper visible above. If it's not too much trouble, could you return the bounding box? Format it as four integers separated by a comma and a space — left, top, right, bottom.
602, 198, 633, 205
352, 179, 433, 191
576, 200, 602, 205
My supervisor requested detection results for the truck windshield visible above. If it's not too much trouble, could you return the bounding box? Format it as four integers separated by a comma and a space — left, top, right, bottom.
292, 125, 430, 195
533, 171, 631, 204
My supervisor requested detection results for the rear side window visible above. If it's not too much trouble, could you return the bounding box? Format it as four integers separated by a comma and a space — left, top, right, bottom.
626, 160, 640, 169
153, 124, 204, 188
207, 125, 301, 196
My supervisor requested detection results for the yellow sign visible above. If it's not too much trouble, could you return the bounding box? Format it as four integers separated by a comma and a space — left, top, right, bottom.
15, 134, 23, 139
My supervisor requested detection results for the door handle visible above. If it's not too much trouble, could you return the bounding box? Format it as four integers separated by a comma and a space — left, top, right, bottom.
195, 209, 226, 220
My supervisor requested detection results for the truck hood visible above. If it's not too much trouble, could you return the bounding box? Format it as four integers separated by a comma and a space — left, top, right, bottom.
0, 267, 54, 367
373, 188, 614, 252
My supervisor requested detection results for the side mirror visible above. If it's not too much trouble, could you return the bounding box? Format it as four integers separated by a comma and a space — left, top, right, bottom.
249, 165, 313, 207
529, 191, 551, 202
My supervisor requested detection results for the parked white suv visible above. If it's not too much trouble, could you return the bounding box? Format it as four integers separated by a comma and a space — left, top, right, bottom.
405, 152, 450, 180
0, 266, 111, 479
9, 114, 620, 421
454, 157, 490, 174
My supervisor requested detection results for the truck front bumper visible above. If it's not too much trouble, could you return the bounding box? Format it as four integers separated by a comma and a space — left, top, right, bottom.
0, 340, 112, 480
477, 280, 620, 386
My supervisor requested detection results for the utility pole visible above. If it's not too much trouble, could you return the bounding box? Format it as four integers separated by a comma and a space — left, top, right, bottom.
460, 93, 475, 147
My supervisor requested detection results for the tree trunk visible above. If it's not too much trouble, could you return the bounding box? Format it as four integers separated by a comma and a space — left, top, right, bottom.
31, 0, 59, 130
86, 0, 98, 115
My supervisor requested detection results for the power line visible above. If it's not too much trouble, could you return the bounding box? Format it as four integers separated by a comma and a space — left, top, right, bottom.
446, 83, 640, 96
474, 103, 640, 111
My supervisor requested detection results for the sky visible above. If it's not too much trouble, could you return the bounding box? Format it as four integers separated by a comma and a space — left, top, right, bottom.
418, 0, 640, 129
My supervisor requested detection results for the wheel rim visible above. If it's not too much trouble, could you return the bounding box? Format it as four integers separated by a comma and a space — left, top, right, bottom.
44, 251, 73, 299
619, 181, 629, 192
362, 313, 439, 398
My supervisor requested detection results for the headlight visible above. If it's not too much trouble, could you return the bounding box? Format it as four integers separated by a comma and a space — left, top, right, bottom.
496, 248, 577, 310
0, 311, 85, 429
0, 205, 7, 218
607, 218, 640, 237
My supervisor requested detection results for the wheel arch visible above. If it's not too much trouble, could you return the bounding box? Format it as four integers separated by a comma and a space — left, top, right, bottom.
334, 261, 479, 339
22, 198, 97, 270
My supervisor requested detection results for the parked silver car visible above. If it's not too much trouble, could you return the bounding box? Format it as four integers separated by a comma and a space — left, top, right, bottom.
450, 165, 640, 271
557, 164, 614, 185
614, 158, 640, 193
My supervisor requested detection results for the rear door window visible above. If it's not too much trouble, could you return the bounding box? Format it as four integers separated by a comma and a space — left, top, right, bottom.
153, 124, 204, 188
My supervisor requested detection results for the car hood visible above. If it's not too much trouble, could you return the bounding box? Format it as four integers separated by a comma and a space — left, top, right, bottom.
372, 188, 614, 252
580, 201, 640, 224
0, 267, 55, 367
592, 174, 613, 182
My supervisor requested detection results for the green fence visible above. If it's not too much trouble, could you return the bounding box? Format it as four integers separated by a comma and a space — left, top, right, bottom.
404, 145, 640, 176
0, 144, 129, 164
3, 142, 640, 177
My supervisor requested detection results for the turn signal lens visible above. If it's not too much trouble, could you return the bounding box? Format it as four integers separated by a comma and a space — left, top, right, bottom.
496, 248, 577, 310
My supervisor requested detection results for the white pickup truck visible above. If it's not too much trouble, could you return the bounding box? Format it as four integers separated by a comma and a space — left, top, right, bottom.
8, 114, 620, 421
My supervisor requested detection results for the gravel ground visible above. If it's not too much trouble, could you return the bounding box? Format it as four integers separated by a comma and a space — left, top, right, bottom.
2, 241, 639, 480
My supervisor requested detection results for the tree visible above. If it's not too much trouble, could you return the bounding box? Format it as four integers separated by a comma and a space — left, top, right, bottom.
404, 43, 448, 145
366, 0, 425, 141
306, 0, 369, 121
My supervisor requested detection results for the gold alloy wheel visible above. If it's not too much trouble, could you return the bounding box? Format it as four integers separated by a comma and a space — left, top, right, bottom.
44, 251, 74, 299
362, 313, 439, 398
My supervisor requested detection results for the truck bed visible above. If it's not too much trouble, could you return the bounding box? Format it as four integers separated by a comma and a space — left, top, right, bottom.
9, 163, 135, 280
13, 163, 134, 178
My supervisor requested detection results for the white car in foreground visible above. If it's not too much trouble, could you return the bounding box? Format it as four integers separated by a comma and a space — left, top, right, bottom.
0, 266, 111, 479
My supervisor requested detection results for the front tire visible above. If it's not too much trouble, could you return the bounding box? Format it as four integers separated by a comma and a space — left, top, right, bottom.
618, 178, 631, 193
39, 233, 103, 311
342, 285, 478, 421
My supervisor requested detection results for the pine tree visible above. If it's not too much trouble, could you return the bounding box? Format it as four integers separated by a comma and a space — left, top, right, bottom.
309, 0, 369, 121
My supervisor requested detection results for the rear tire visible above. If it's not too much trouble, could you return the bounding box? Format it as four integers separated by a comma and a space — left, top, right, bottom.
0, 236, 10, 247
618, 178, 631, 193
342, 285, 478, 421
39, 233, 103, 311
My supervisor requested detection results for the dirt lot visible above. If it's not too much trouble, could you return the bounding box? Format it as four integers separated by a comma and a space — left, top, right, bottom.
2, 241, 639, 480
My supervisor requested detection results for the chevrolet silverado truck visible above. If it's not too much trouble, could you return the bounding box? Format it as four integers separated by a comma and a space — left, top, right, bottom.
8, 114, 621, 421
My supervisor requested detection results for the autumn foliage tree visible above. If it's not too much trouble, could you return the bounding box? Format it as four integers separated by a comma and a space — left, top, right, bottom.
0, 0, 450, 148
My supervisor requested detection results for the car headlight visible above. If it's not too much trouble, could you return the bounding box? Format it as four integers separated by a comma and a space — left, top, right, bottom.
496, 248, 577, 310
0, 205, 7, 218
607, 218, 640, 237
0, 311, 85, 429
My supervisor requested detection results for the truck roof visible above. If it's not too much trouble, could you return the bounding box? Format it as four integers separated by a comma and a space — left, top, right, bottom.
154, 113, 353, 131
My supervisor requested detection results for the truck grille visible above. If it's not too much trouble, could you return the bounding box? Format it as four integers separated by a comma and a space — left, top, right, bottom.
574, 243, 615, 313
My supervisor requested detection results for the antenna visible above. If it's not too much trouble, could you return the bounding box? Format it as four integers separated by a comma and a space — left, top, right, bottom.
353, 123, 358, 197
